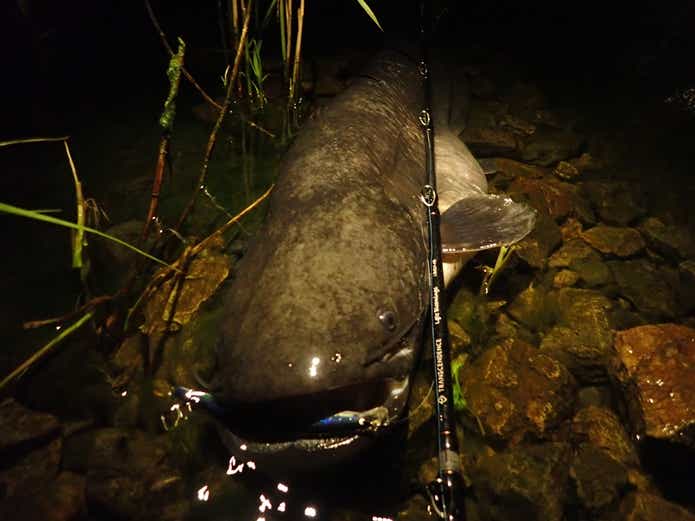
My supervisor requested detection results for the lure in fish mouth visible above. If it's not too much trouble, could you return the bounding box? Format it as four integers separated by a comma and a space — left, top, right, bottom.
181, 49, 536, 470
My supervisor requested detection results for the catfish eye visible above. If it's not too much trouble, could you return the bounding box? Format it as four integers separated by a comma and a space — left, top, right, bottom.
377, 309, 398, 333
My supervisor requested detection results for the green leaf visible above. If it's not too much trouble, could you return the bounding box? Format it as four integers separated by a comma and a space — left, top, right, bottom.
355, 0, 383, 31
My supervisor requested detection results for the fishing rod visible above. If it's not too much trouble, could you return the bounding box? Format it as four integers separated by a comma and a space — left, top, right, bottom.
418, 2, 467, 520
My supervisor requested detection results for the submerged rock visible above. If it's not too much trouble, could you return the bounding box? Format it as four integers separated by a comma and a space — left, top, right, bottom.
618, 491, 695, 521
0, 398, 60, 455
612, 324, 695, 449
607, 259, 679, 320
570, 406, 640, 468
86, 428, 183, 520
461, 126, 520, 157
638, 217, 695, 262
514, 212, 563, 269
459, 339, 576, 444
580, 225, 645, 258
540, 289, 615, 384
508, 177, 578, 221
471, 442, 571, 521
520, 126, 583, 166
0, 471, 86, 521
569, 444, 630, 515
581, 181, 646, 226
548, 238, 612, 287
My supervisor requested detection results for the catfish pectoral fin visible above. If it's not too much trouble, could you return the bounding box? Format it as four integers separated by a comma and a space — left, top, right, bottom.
440, 193, 537, 257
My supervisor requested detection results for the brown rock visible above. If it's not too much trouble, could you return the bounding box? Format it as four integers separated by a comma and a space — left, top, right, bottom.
0, 437, 62, 497
581, 225, 645, 257
560, 217, 583, 241
508, 177, 579, 221
619, 491, 695, 521
553, 161, 580, 181
613, 324, 695, 447
490, 157, 548, 179
0, 471, 86, 521
461, 127, 520, 157
571, 406, 640, 467
459, 339, 576, 444
0, 398, 60, 454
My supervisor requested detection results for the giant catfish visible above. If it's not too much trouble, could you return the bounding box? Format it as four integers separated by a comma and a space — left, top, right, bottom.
194, 49, 535, 469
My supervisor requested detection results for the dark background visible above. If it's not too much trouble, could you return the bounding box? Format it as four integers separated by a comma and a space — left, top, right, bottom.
3, 0, 695, 137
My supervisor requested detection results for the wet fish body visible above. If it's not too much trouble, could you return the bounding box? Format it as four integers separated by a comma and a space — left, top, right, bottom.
208, 50, 535, 468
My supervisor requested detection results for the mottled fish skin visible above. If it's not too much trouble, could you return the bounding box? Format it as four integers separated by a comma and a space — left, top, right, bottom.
207, 49, 535, 465
217, 51, 429, 406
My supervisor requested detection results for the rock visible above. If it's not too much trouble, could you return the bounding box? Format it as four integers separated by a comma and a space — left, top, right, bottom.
155, 304, 224, 390
500, 114, 536, 136
467, 100, 509, 128
569, 153, 603, 173
618, 491, 695, 521
638, 217, 695, 262
569, 444, 630, 514
540, 289, 615, 384
607, 259, 679, 320
0, 471, 86, 521
507, 283, 555, 332
514, 212, 563, 269
459, 339, 576, 444
581, 181, 646, 226
553, 160, 580, 181
570, 406, 640, 468
508, 176, 593, 223
553, 270, 579, 288
0, 437, 62, 498
461, 127, 520, 157
86, 429, 183, 520
678, 260, 695, 313
488, 157, 548, 180
580, 225, 645, 257
472, 443, 570, 521
0, 398, 60, 456
447, 289, 493, 347
520, 127, 584, 166
505, 82, 546, 113
560, 217, 583, 241
612, 324, 695, 448
576, 387, 614, 410
396, 493, 434, 521
548, 239, 612, 287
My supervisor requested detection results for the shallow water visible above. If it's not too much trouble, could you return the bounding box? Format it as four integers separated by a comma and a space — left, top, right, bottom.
2, 3, 695, 521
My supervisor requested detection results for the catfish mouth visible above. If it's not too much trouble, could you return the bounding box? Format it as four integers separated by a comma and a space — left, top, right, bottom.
215, 376, 411, 462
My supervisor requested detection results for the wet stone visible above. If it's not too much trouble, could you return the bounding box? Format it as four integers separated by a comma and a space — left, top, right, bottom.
607, 259, 679, 320
612, 324, 695, 448
678, 260, 695, 313
549, 238, 613, 288
570, 406, 640, 468
488, 157, 548, 180
618, 491, 695, 521
581, 181, 646, 226
638, 216, 695, 262
0, 398, 60, 455
569, 444, 630, 514
508, 176, 579, 222
500, 114, 537, 136
471, 442, 571, 521
86, 428, 182, 520
552, 269, 579, 288
507, 283, 555, 332
461, 127, 520, 157
466, 100, 509, 128
568, 152, 603, 174
0, 436, 62, 498
0, 471, 86, 521
514, 212, 563, 269
459, 338, 577, 444
540, 289, 615, 384
520, 126, 584, 166
580, 225, 645, 258
560, 217, 583, 241
553, 160, 580, 181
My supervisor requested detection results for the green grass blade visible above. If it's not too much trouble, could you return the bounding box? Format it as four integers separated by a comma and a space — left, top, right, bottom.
355, 0, 383, 31
0, 136, 70, 148
0, 202, 170, 268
